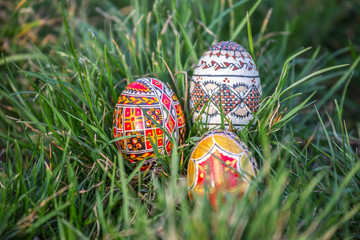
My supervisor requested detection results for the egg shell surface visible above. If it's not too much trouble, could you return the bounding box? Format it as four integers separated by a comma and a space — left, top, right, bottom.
190, 41, 262, 130
187, 130, 257, 203
113, 78, 186, 164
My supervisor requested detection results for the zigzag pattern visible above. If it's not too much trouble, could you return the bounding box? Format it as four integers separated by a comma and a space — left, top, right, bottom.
124, 81, 152, 94
117, 95, 159, 105
198, 60, 254, 71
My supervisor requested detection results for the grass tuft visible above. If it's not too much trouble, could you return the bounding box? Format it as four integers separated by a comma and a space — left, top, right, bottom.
0, 0, 359, 239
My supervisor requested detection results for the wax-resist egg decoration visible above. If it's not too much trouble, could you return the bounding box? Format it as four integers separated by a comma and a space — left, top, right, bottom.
187, 130, 257, 205
190, 41, 262, 130
113, 78, 186, 165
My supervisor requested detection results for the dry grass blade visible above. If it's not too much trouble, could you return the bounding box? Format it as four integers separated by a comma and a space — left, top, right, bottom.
16, 185, 71, 230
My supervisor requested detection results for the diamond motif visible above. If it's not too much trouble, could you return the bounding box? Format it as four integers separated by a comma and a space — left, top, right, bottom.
166, 115, 176, 134
113, 78, 186, 164
161, 93, 171, 110
212, 84, 242, 115
191, 82, 210, 112
243, 86, 260, 113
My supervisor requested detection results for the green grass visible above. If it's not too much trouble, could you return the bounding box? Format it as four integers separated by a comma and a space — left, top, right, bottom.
1, 0, 360, 239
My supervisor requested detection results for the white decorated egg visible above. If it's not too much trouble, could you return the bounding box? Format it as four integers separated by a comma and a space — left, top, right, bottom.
190, 41, 262, 130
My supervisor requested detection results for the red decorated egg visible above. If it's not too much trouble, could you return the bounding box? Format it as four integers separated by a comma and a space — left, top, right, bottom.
187, 130, 257, 205
113, 78, 186, 165
190, 41, 262, 130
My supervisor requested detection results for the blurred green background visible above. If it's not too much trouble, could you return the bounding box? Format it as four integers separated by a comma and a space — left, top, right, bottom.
1, 0, 359, 126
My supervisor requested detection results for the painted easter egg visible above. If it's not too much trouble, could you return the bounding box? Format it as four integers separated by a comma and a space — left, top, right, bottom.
113, 78, 186, 165
187, 130, 257, 204
190, 41, 262, 130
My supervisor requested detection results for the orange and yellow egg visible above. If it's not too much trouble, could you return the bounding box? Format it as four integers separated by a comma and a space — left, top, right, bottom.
187, 130, 257, 205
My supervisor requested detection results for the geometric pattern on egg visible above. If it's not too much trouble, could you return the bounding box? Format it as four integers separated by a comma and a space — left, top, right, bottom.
113, 78, 186, 165
187, 129, 258, 204
190, 41, 262, 130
